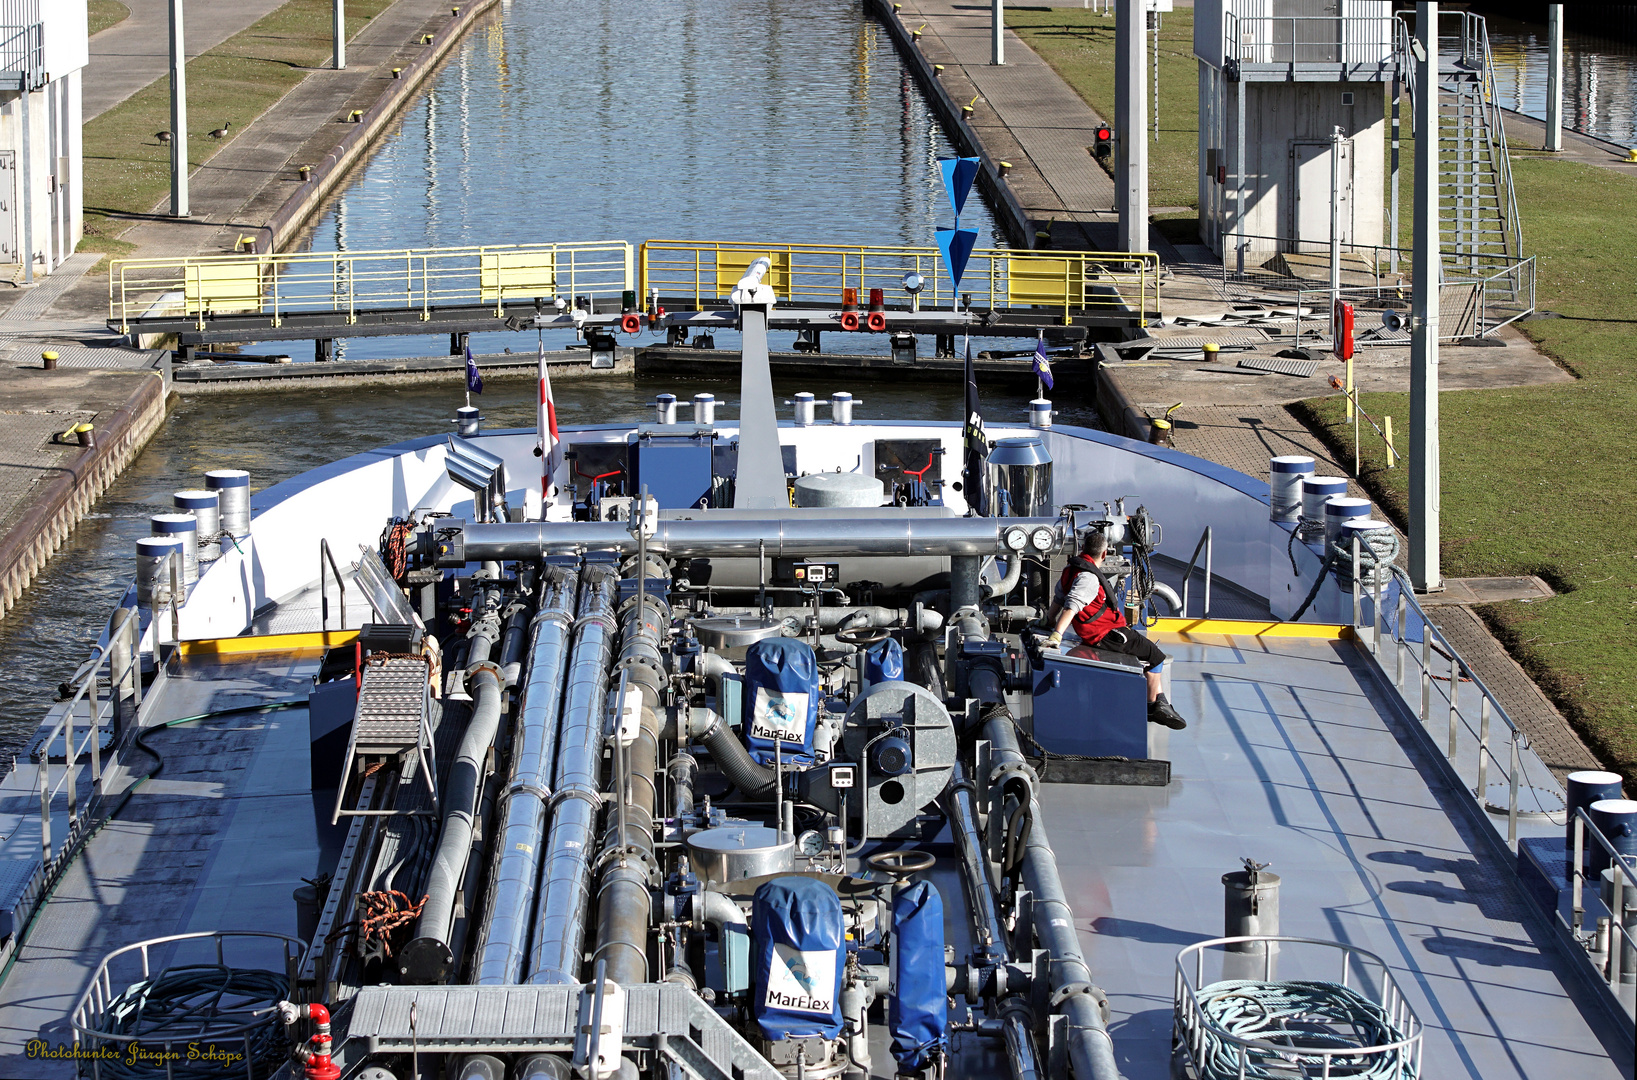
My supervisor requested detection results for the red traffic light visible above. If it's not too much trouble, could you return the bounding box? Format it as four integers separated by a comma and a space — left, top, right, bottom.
1095, 125, 1112, 144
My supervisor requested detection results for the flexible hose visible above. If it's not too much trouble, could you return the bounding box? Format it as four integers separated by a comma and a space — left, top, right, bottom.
696, 712, 778, 800
88, 963, 291, 1080
1190, 979, 1418, 1080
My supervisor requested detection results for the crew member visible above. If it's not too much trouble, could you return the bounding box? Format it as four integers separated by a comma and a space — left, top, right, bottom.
1041, 529, 1187, 729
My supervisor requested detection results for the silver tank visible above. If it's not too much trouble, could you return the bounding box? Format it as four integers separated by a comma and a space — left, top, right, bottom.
686, 826, 794, 883
987, 436, 1053, 518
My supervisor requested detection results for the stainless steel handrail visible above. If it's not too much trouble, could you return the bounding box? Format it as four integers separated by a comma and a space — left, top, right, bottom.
1179, 526, 1213, 619
320, 538, 347, 631
1568, 808, 1637, 1017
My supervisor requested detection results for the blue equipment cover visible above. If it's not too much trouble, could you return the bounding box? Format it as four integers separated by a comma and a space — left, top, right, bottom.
864, 638, 904, 685
890, 880, 948, 1071
752, 876, 846, 1041
743, 638, 819, 763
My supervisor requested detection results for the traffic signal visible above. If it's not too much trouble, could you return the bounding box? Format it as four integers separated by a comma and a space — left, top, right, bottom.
1093, 125, 1113, 158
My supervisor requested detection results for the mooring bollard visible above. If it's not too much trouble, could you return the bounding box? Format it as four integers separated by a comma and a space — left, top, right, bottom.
42, 350, 58, 370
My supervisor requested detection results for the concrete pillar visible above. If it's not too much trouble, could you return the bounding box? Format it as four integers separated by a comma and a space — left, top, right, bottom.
1544, 5, 1563, 151
1409, 2, 1441, 593
169, 0, 188, 218
334, 0, 347, 70
1115, 0, 1148, 252
991, 0, 1004, 65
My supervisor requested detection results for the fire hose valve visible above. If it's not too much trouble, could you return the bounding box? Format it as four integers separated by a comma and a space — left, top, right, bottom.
278, 1001, 341, 1080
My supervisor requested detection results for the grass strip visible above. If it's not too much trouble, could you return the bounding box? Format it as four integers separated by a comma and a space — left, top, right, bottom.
1007, 8, 1632, 777
88, 1, 129, 38
78, 0, 394, 263
1294, 157, 1637, 780
1008, 7, 1201, 215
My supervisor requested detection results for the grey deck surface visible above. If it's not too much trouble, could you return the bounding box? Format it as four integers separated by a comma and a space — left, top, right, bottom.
1043, 632, 1632, 1080
0, 656, 320, 1078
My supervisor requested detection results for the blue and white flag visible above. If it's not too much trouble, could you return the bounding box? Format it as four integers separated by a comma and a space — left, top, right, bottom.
1032, 332, 1054, 391
465, 343, 483, 395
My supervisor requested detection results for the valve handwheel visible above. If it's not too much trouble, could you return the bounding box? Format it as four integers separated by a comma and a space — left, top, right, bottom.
836, 625, 892, 647
866, 849, 936, 880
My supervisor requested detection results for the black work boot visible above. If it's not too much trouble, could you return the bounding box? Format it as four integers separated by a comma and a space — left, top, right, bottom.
1148, 693, 1187, 730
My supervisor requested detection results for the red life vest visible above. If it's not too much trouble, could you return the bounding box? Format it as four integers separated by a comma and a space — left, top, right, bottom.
1059, 557, 1126, 645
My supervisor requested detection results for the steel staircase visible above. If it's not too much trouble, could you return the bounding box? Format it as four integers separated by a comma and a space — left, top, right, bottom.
1435, 13, 1523, 279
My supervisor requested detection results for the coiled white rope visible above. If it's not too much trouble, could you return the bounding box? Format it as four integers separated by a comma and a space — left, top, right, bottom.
1192, 978, 1418, 1080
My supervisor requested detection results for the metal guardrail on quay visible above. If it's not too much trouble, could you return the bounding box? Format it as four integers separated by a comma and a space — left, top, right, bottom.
639, 240, 1159, 326
108, 242, 635, 333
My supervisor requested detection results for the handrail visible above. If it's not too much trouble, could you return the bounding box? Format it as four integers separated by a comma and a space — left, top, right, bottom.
108, 240, 635, 331
639, 240, 1160, 327
1568, 808, 1637, 1016
1355, 562, 1551, 848
1179, 526, 1212, 619
320, 538, 346, 631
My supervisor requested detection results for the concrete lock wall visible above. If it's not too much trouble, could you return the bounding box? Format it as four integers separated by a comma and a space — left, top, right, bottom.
1197, 76, 1387, 262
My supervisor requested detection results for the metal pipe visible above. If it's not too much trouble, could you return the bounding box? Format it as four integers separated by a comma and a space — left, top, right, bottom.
529, 565, 620, 984
668, 751, 696, 821
984, 718, 1121, 1080
402, 661, 505, 982
704, 604, 943, 634
984, 553, 1024, 601
474, 566, 579, 985
446, 516, 1061, 563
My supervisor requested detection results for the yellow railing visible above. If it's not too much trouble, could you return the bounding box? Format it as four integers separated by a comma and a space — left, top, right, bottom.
108, 242, 635, 332
639, 240, 1159, 326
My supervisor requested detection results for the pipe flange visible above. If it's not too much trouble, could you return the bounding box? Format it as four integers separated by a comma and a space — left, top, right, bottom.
548, 786, 603, 811
989, 759, 1037, 793
1049, 981, 1101, 1010
996, 995, 1035, 1027
465, 658, 503, 680
595, 843, 661, 879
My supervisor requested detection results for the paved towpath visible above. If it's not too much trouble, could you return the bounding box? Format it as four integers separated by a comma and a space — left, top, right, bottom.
85, 0, 292, 121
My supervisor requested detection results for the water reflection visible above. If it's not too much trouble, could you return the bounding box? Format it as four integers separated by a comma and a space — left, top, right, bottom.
250, 0, 1000, 362
1483, 16, 1637, 148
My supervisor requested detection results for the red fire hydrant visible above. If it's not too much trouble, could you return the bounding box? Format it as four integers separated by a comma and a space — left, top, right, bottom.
278, 1001, 341, 1080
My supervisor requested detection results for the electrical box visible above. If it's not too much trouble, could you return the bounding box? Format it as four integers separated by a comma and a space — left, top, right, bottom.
629, 431, 714, 510
772, 559, 840, 586
1032, 645, 1151, 760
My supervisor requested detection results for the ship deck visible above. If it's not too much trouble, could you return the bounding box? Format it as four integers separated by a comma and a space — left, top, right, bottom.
0, 627, 1628, 1077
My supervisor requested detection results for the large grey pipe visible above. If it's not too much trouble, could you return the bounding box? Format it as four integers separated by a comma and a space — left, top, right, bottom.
984, 716, 1121, 1080
590, 598, 670, 985
444, 515, 1062, 562
401, 661, 505, 982
473, 565, 579, 984
528, 565, 620, 984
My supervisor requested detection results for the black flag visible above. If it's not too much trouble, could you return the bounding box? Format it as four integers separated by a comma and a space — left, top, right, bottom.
962, 339, 988, 516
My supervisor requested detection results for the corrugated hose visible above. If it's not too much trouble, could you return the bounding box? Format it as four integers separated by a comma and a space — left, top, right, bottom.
1191, 978, 1418, 1080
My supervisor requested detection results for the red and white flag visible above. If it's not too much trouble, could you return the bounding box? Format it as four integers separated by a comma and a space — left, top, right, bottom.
537, 339, 560, 502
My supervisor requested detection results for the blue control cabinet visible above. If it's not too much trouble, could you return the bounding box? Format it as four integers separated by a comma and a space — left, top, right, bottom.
1032, 645, 1149, 759
629, 431, 714, 509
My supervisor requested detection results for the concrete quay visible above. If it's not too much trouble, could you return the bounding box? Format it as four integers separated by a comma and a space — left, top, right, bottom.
0, 0, 503, 623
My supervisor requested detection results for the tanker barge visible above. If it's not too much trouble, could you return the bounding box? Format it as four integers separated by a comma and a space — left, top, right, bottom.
0, 261, 1630, 1080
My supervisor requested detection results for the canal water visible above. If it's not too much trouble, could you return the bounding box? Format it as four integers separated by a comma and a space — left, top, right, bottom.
0, 0, 1044, 754
1483, 15, 1637, 148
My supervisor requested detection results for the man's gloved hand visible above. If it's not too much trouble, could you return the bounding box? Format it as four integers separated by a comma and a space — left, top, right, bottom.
1044, 630, 1063, 650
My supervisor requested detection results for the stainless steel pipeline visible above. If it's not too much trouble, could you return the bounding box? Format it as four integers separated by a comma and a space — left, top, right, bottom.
589, 599, 670, 986
448, 516, 1062, 562
983, 717, 1121, 1080
704, 604, 944, 634
527, 564, 620, 985
473, 565, 579, 985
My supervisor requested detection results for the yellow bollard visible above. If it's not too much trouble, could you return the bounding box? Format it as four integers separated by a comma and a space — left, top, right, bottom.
1384, 415, 1394, 469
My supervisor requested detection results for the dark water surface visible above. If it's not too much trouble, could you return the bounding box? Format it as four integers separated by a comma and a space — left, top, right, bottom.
0, 0, 1030, 751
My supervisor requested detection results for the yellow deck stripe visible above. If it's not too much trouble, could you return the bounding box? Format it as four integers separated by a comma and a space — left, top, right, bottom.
1150, 618, 1353, 640
177, 629, 361, 656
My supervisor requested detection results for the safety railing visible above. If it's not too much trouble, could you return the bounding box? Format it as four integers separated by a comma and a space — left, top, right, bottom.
1223, 10, 1398, 69
108, 241, 635, 332
320, 538, 347, 631
639, 240, 1160, 326
30, 602, 144, 874
0, 0, 43, 89
71, 930, 305, 1080
1349, 558, 1559, 850
1179, 527, 1213, 619
1568, 809, 1637, 1020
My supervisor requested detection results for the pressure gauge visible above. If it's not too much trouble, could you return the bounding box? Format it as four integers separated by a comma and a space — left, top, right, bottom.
1004, 526, 1029, 552
1030, 526, 1056, 552
797, 829, 826, 857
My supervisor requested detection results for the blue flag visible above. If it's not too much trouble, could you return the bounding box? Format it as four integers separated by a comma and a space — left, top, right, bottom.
465, 343, 483, 395
1032, 332, 1054, 391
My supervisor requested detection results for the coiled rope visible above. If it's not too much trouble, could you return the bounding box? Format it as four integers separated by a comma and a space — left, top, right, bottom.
1290, 528, 1401, 622
89, 963, 290, 1080
1192, 979, 1418, 1080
